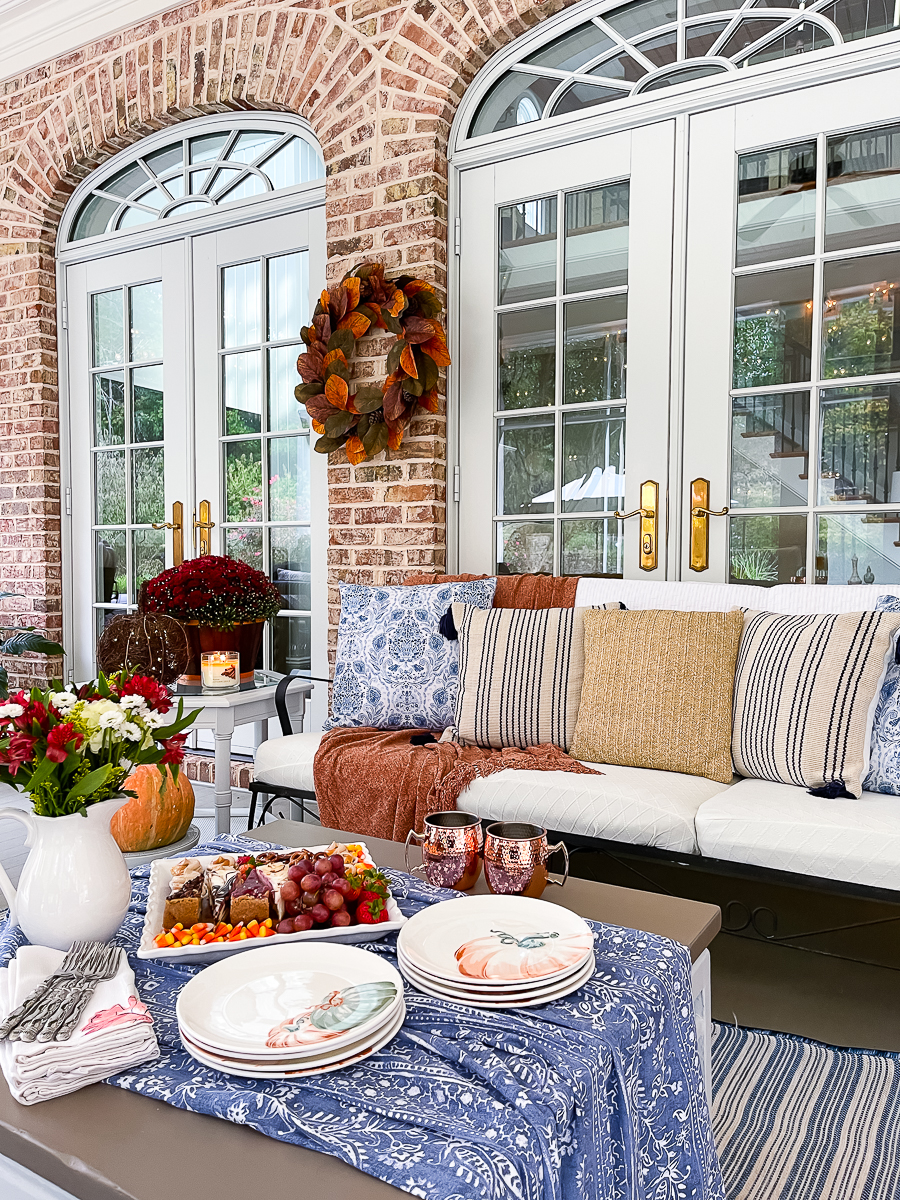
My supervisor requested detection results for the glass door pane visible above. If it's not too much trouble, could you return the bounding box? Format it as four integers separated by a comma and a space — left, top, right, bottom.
65, 242, 188, 682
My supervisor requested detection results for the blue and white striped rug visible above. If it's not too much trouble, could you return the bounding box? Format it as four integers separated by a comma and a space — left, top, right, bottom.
712, 1022, 900, 1200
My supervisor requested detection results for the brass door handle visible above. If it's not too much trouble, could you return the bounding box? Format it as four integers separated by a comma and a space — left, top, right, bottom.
193, 499, 215, 557
151, 502, 184, 566
692, 505, 729, 518
615, 481, 658, 571
690, 480, 728, 572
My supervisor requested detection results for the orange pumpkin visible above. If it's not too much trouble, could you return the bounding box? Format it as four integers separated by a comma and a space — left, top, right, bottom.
111, 765, 195, 853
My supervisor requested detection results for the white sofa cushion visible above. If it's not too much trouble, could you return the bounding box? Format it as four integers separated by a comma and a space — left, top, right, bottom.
460, 763, 732, 854
695, 776, 900, 889
254, 731, 321, 791
575, 577, 900, 615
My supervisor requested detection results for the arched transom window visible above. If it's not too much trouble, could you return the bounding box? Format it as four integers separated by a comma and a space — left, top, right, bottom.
69, 124, 324, 242
467, 0, 899, 140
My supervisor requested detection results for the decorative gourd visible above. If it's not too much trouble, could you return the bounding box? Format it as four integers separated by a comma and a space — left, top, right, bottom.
454, 929, 594, 981
110, 764, 194, 853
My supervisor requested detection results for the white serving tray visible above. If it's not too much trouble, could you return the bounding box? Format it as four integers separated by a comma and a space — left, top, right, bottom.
136, 843, 406, 964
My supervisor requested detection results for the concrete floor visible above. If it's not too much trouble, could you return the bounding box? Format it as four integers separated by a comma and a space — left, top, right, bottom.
567, 845, 900, 1053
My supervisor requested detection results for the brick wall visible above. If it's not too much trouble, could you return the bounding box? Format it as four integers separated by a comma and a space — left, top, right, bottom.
0, 0, 577, 679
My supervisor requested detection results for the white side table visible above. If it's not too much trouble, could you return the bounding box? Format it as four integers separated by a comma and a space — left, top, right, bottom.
175, 672, 314, 834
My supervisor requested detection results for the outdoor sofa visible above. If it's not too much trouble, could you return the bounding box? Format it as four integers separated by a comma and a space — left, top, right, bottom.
253, 579, 900, 904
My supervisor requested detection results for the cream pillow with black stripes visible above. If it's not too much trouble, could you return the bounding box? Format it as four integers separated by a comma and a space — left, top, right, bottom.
732, 609, 900, 798
450, 603, 623, 751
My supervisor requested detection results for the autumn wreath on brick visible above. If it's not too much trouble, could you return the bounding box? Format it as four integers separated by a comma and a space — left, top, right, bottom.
294, 262, 450, 465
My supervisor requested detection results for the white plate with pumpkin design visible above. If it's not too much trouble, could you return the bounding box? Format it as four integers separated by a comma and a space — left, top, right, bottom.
176, 942, 404, 1059
180, 1002, 406, 1079
399, 954, 595, 1009
397, 895, 594, 986
397, 946, 594, 1004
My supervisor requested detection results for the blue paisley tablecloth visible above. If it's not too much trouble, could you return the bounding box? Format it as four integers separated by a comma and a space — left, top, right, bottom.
0, 836, 724, 1200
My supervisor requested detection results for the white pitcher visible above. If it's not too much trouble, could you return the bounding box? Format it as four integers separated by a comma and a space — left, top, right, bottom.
0, 798, 132, 950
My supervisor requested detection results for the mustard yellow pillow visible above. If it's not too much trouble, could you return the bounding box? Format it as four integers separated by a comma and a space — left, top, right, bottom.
570, 608, 743, 783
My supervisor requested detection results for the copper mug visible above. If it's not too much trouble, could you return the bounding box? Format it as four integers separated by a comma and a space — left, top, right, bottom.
483, 822, 569, 899
404, 811, 484, 891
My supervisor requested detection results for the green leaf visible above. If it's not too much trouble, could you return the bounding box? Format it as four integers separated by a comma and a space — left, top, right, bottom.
324, 358, 350, 384
66, 765, 115, 802
353, 386, 385, 414
401, 375, 424, 397
327, 329, 355, 358
0, 665, 7, 699
324, 409, 359, 439
294, 382, 325, 402
362, 421, 389, 458
314, 435, 344, 454
417, 350, 439, 392
27, 753, 58, 791
386, 339, 406, 376
381, 311, 402, 336
0, 631, 64, 656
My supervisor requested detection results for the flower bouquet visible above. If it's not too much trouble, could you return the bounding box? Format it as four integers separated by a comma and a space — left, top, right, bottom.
141, 556, 284, 685
0, 671, 198, 818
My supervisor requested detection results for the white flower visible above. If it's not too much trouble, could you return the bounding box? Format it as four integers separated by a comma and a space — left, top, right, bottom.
98, 709, 126, 730
0, 702, 24, 719
88, 730, 105, 753
142, 711, 166, 729
120, 758, 132, 771
81, 698, 118, 728
50, 690, 77, 712
119, 694, 148, 714
120, 721, 143, 742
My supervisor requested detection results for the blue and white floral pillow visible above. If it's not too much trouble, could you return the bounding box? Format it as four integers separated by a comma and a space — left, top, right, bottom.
325, 579, 497, 731
863, 593, 900, 794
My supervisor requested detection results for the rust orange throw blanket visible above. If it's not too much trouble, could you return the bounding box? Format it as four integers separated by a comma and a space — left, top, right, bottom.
403, 573, 579, 609
313, 727, 601, 843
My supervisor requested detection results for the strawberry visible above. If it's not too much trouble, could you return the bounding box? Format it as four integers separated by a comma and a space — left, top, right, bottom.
357, 868, 389, 904
356, 897, 389, 924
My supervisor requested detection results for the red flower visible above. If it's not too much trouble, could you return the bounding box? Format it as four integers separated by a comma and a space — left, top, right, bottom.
160, 732, 188, 765
117, 674, 172, 714
46, 723, 82, 763
12, 702, 48, 734
6, 732, 36, 775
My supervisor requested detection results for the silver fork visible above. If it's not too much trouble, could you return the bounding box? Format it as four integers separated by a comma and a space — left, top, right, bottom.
40, 944, 123, 1042
0, 941, 95, 1041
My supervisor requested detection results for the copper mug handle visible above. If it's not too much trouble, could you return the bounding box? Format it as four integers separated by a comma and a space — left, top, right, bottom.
545, 839, 570, 887
404, 828, 428, 876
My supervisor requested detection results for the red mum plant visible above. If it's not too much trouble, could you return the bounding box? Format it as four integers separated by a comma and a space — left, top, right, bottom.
141, 556, 283, 630
295, 262, 450, 465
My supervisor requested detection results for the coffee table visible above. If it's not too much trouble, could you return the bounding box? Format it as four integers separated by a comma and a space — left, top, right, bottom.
0, 822, 720, 1200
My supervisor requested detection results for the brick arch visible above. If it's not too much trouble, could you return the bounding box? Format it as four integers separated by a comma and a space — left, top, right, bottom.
0, 0, 578, 680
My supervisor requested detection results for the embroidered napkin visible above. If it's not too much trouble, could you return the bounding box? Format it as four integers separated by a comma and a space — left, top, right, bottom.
0, 944, 159, 1104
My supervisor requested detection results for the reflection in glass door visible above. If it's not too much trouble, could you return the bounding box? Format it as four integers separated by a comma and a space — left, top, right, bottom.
91, 282, 167, 637
727, 120, 900, 587
496, 185, 629, 575
218, 248, 312, 674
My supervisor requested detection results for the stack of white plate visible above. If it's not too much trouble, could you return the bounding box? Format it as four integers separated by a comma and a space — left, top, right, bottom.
176, 942, 405, 1078
397, 895, 595, 1009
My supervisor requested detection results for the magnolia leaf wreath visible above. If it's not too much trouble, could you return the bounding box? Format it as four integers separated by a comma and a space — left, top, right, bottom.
294, 262, 450, 465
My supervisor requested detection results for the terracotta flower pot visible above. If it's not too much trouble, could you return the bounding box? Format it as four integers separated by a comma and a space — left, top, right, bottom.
178, 620, 266, 686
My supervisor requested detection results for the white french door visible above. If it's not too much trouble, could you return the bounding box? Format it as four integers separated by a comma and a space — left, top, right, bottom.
67, 243, 190, 683
456, 64, 900, 589
65, 209, 328, 724
456, 121, 678, 580
684, 70, 900, 588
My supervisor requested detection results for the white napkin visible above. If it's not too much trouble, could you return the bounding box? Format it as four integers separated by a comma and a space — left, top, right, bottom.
0, 945, 159, 1104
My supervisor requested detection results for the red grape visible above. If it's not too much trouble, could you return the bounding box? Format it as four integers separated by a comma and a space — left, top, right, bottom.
329, 855, 346, 876
276, 918, 295, 935
300, 873, 322, 893
284, 895, 303, 917
292, 858, 313, 877
292, 913, 314, 932
319, 872, 337, 888
330, 910, 352, 927
310, 903, 330, 924
331, 877, 351, 897
323, 889, 344, 912
314, 857, 332, 876
301, 889, 318, 908
281, 880, 300, 904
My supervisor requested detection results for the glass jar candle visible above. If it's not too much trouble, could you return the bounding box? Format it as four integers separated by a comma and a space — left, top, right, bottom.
200, 651, 240, 691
